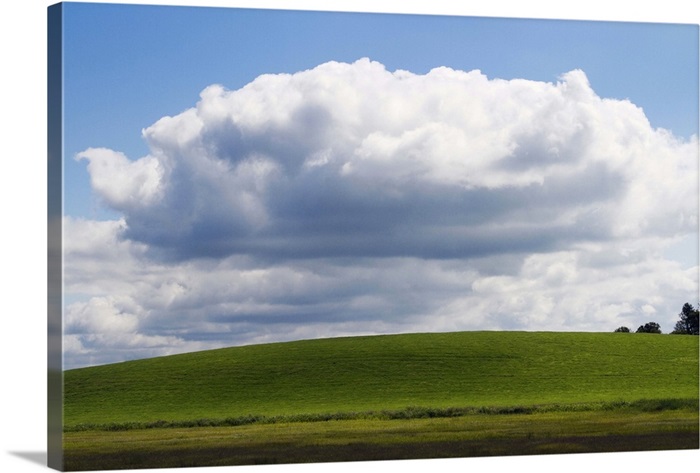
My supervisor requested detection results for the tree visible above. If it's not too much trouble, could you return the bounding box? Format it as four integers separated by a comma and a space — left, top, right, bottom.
636, 322, 661, 334
614, 326, 630, 333
671, 303, 699, 335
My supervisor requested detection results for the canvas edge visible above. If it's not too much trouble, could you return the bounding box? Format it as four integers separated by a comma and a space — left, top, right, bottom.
47, 2, 64, 471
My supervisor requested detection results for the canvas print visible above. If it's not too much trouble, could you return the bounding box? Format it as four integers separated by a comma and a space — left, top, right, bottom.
47, 1, 699, 471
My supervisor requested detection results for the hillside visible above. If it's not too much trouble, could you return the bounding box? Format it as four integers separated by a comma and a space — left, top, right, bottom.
63, 331, 699, 428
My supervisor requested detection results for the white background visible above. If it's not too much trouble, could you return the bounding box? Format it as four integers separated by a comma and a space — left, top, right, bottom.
1, 1, 698, 472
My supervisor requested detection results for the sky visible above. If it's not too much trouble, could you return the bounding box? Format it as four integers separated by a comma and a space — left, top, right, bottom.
59, 1, 699, 369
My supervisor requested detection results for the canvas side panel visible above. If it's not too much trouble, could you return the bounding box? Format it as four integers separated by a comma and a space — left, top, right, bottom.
47, 3, 64, 471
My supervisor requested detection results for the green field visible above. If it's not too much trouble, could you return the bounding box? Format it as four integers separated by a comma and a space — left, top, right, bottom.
62, 331, 699, 469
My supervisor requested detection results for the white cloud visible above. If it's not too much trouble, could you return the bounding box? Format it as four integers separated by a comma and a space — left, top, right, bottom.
76, 148, 164, 210
66, 296, 140, 334
63, 217, 697, 368
65, 59, 698, 367
75, 59, 697, 262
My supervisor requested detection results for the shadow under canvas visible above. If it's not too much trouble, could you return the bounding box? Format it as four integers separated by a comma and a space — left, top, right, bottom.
9, 451, 47, 467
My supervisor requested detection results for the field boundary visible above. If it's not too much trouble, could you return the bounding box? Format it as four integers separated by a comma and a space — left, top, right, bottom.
64, 397, 699, 432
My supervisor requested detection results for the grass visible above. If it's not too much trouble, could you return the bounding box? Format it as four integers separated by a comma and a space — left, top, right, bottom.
63, 405, 699, 470
64, 331, 699, 427
64, 398, 699, 432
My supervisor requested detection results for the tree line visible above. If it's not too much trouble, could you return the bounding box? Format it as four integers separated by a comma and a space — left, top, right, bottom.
614, 302, 699, 335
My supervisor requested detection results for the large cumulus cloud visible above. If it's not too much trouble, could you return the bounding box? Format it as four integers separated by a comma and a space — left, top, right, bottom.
66, 59, 698, 368
77, 58, 698, 261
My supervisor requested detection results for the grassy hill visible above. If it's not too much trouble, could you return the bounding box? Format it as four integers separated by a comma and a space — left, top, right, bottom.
63, 331, 699, 428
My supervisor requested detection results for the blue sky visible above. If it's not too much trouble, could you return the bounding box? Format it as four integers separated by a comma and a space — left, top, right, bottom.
63, 3, 698, 218
59, 1, 699, 368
